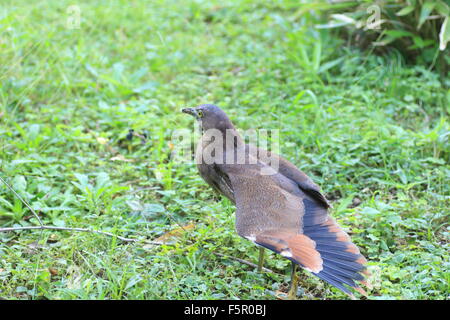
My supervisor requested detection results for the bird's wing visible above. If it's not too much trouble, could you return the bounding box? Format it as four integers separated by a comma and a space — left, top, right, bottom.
276, 157, 331, 209
222, 161, 370, 297
197, 162, 235, 202
221, 163, 325, 273
247, 144, 331, 209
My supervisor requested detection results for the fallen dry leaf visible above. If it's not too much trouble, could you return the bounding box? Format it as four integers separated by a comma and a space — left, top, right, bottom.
154, 222, 195, 244
48, 267, 58, 276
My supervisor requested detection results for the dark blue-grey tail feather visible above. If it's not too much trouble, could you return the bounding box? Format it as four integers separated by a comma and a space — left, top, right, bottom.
322, 257, 365, 272
303, 220, 367, 296
302, 198, 328, 225
315, 272, 354, 295
320, 269, 357, 288
321, 263, 365, 281
317, 249, 361, 261
315, 241, 349, 249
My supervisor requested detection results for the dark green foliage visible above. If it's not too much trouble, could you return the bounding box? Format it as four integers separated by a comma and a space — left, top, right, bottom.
311, 0, 449, 85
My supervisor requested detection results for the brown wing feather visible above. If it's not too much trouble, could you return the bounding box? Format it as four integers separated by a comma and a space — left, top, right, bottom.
247, 144, 331, 209
223, 164, 305, 237
254, 231, 323, 273
222, 162, 323, 272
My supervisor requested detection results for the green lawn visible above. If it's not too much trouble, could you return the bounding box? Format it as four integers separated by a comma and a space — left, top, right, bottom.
0, 0, 448, 300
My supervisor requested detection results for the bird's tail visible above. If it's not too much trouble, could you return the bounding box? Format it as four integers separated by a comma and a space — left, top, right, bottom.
303, 217, 371, 298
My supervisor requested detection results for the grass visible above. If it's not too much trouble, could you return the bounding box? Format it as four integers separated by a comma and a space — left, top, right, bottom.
0, 0, 448, 300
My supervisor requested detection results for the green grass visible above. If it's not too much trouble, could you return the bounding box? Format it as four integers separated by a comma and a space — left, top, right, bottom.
0, 0, 448, 300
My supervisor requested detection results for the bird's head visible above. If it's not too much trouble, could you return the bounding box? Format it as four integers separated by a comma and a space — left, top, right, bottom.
182, 104, 235, 132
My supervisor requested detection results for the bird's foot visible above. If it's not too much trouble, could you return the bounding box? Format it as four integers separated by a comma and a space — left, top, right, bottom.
286, 262, 299, 299
287, 281, 299, 300
257, 247, 265, 273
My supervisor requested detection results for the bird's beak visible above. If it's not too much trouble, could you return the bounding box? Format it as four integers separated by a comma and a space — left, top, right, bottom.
182, 107, 199, 119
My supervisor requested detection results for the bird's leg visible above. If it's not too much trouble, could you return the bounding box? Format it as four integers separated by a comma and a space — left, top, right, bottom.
257, 247, 265, 272
287, 262, 299, 300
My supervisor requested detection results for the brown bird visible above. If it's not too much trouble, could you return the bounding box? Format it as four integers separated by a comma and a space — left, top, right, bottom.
182, 104, 370, 299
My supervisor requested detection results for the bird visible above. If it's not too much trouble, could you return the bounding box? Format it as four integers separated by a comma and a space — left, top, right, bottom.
182, 104, 370, 299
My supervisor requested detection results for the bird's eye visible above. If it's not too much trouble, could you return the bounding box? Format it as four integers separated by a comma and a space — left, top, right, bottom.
197, 110, 204, 118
